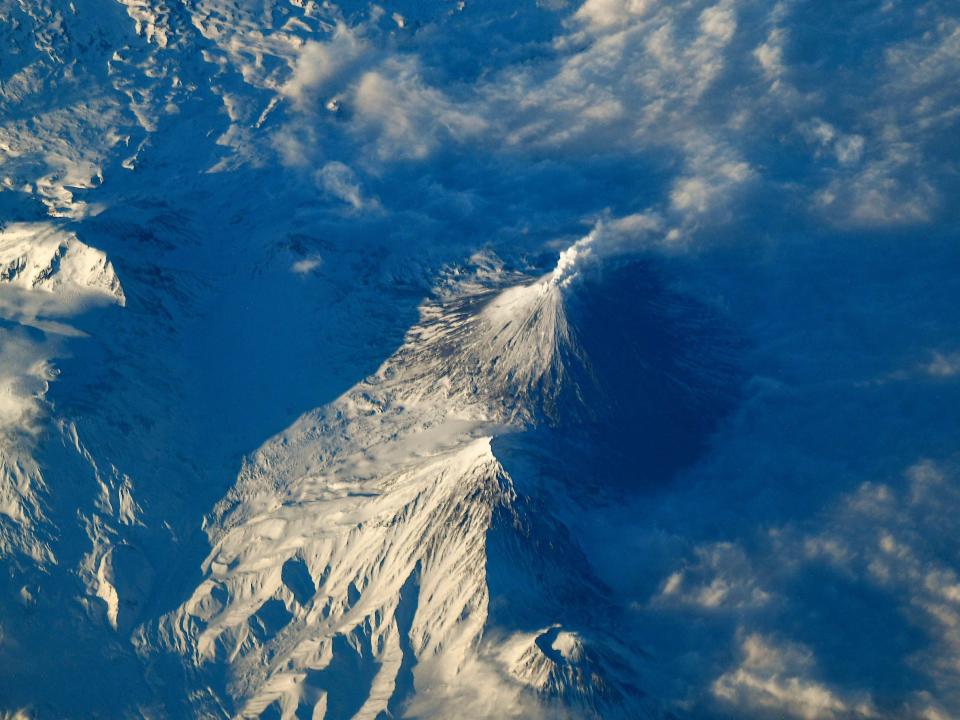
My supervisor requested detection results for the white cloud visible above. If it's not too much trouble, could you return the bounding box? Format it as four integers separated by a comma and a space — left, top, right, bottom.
802, 460, 960, 708
290, 257, 322, 275
278, 24, 487, 164
573, 0, 654, 31
0, 334, 53, 439
668, 139, 753, 220
719, 459, 960, 714
699, 4, 737, 43
314, 161, 378, 210
815, 158, 937, 227
834, 134, 866, 165
754, 27, 787, 82
403, 653, 571, 720
884, 19, 960, 108
196, 0, 958, 243
925, 352, 960, 378
713, 632, 875, 720
281, 25, 372, 108
801, 119, 865, 166
808, 14, 959, 227
634, 451, 960, 717
0, 710, 33, 720
656, 542, 771, 610
352, 60, 488, 161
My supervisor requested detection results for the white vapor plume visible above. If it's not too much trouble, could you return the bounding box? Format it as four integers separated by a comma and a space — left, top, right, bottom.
549, 213, 663, 287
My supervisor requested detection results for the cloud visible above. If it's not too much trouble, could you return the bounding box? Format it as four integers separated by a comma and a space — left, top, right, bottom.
402, 654, 573, 720
669, 147, 753, 219
524, 0, 742, 150
0, 710, 33, 720
754, 27, 787, 83
883, 17, 960, 106
798, 460, 960, 709
280, 24, 372, 108
655, 542, 771, 611
628, 455, 960, 717
573, 0, 654, 31
801, 119, 865, 166
925, 352, 960, 378
351, 59, 488, 161
255, 0, 960, 246
314, 161, 378, 210
814, 159, 938, 228
0, 331, 54, 440
290, 257, 321, 275
276, 23, 488, 164
712, 632, 876, 720
805, 12, 960, 227
0, 325, 55, 544
198, 0, 960, 245
699, 3, 737, 43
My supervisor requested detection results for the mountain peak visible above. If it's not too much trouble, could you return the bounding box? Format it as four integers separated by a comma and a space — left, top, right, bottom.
385, 266, 595, 427
0, 223, 125, 306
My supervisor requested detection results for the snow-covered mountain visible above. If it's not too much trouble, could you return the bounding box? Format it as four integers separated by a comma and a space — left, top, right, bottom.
0, 210, 728, 718
144, 258, 734, 719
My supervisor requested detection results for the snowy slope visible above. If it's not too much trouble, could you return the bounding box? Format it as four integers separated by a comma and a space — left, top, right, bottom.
150, 260, 669, 719
0, 222, 125, 303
